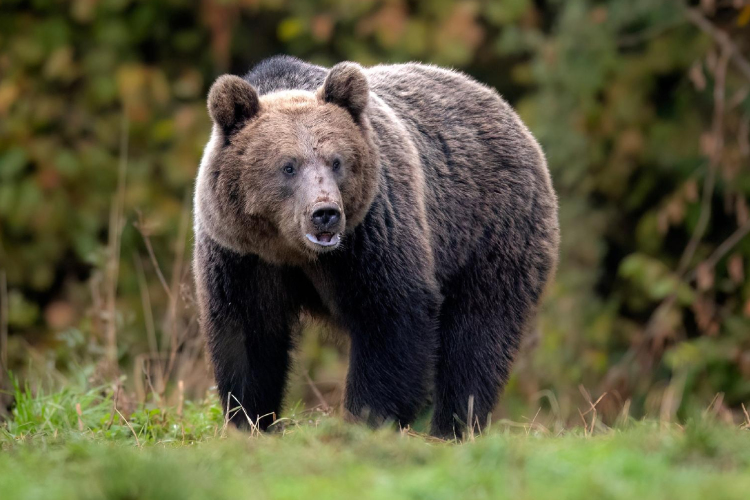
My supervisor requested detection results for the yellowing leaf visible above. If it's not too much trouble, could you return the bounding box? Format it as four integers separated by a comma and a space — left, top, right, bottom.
738, 6, 750, 27
278, 17, 305, 42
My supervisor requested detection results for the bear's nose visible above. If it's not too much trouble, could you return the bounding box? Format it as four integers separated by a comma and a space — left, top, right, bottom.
311, 205, 341, 230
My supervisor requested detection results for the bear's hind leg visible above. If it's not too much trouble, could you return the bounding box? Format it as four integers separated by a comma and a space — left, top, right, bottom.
431, 248, 550, 439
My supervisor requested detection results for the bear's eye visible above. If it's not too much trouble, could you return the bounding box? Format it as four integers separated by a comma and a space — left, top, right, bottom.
332, 159, 341, 171
282, 163, 296, 176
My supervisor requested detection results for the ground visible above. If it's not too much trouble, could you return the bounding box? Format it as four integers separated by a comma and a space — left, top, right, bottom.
1, 382, 749, 500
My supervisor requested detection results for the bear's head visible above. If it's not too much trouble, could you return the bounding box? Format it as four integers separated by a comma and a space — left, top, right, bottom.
195, 63, 379, 264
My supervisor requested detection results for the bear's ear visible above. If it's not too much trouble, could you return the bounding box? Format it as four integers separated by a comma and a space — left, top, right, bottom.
319, 62, 369, 120
207, 75, 260, 134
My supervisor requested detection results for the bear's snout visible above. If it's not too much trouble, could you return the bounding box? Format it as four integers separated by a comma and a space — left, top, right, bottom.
304, 201, 345, 250
311, 204, 341, 231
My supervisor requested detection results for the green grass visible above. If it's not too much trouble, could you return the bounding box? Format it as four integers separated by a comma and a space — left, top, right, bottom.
2, 380, 750, 500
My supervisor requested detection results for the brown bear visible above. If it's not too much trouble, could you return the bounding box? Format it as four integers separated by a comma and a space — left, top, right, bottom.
193, 56, 559, 439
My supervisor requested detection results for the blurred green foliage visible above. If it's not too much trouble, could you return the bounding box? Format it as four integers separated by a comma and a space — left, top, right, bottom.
1, 0, 749, 422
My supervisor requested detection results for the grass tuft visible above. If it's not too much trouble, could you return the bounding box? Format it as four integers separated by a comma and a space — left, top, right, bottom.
2, 381, 750, 499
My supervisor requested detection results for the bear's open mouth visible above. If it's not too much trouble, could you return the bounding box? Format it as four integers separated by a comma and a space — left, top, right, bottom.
306, 232, 340, 248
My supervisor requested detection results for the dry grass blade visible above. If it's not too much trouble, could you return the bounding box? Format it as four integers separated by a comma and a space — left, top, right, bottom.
660, 371, 687, 425
115, 407, 141, 448
104, 112, 130, 371
617, 399, 632, 427
106, 384, 121, 430
402, 428, 447, 443
134, 210, 172, 303
703, 392, 725, 420
527, 407, 542, 436
132, 192, 194, 393
579, 386, 608, 435
229, 393, 261, 436
177, 379, 184, 418
466, 395, 475, 442
303, 371, 330, 412
75, 403, 84, 432
220, 394, 231, 438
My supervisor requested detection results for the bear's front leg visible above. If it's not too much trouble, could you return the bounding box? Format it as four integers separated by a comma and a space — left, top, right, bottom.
194, 233, 303, 431
327, 249, 441, 429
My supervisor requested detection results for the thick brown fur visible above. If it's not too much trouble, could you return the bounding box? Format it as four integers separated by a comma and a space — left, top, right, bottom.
194, 56, 559, 439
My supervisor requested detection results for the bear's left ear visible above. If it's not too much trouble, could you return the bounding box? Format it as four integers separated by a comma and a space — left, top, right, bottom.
207, 75, 260, 134
318, 62, 369, 121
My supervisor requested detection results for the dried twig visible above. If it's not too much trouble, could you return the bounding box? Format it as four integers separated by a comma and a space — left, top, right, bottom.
106, 384, 121, 430
602, 36, 737, 392
617, 17, 686, 48
685, 220, 750, 282
88, 273, 105, 341
163, 193, 192, 384
133, 254, 159, 361
132, 191, 193, 392
676, 44, 731, 277
578, 408, 589, 437
0, 270, 7, 381
134, 211, 172, 303
683, 5, 750, 83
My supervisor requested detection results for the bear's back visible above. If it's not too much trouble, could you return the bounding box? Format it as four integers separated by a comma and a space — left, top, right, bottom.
244, 56, 504, 118
364, 63, 554, 286
243, 55, 327, 95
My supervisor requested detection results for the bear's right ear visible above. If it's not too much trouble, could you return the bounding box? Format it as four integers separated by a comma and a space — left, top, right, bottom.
207, 75, 260, 134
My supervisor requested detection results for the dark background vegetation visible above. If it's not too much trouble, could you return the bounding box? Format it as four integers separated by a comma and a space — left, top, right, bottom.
1, 0, 749, 426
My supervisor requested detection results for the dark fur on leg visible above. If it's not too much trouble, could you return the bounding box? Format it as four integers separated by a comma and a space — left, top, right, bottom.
195, 233, 308, 430
431, 200, 556, 439
343, 282, 440, 428
310, 205, 441, 429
